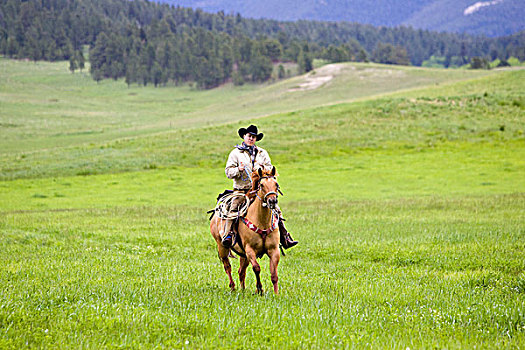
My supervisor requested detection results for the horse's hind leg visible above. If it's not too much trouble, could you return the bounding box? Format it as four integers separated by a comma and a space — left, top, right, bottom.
245, 246, 263, 294
219, 252, 235, 291
213, 217, 235, 291
238, 256, 249, 290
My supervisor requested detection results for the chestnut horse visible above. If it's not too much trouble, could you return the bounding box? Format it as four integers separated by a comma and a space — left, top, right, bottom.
210, 167, 281, 294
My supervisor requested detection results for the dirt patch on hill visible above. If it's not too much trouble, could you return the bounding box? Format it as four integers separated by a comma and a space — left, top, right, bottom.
288, 64, 343, 92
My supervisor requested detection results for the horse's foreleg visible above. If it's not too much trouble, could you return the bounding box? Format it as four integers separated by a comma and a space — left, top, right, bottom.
238, 256, 249, 290
245, 246, 263, 294
268, 248, 280, 294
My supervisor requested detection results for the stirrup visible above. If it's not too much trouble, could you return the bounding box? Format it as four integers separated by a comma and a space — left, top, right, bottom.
221, 232, 234, 248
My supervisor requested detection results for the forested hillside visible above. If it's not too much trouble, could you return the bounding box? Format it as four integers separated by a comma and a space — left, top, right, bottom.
1, 0, 523, 88
402, 0, 525, 37
158, 0, 525, 37
159, 0, 434, 26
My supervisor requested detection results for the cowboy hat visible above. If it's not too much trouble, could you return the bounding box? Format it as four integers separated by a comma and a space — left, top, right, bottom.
238, 124, 264, 141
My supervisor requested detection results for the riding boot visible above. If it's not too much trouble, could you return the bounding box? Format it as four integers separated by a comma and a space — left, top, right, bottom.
278, 219, 298, 249
221, 219, 235, 248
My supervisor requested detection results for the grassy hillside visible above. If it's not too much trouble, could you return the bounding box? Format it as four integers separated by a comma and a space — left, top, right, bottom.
0, 59, 524, 348
0, 59, 520, 181
0, 57, 493, 154
1, 57, 492, 162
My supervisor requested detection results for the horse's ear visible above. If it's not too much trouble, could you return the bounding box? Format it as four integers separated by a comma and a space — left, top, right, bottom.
271, 166, 276, 176
258, 168, 263, 177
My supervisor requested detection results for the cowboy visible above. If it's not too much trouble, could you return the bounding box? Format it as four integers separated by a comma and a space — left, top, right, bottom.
221, 124, 298, 250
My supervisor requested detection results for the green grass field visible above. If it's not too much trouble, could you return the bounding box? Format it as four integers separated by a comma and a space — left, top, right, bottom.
0, 57, 524, 348
0, 57, 492, 154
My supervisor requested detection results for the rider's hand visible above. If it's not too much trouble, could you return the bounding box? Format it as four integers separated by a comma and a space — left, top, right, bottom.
239, 162, 245, 172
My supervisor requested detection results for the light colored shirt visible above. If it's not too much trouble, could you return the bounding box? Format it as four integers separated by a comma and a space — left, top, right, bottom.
225, 146, 272, 189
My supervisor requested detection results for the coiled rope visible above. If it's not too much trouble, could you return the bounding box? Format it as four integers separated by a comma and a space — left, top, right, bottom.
214, 192, 250, 220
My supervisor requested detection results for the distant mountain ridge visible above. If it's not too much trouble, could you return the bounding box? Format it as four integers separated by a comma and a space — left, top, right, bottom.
158, 0, 524, 37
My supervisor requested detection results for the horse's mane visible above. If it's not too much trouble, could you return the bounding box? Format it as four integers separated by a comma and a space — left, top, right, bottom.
248, 171, 261, 201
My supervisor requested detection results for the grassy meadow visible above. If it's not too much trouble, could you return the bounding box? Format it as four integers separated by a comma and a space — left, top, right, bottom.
0, 57, 524, 348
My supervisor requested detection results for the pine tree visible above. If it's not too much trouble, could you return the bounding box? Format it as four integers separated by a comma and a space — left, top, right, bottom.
393, 46, 410, 66
298, 44, 313, 73
232, 70, 245, 86
371, 43, 409, 65
92, 68, 103, 83
470, 57, 490, 69
151, 62, 163, 87
6, 37, 18, 58
69, 56, 77, 73
278, 64, 285, 79
77, 50, 85, 72
357, 49, 368, 62
263, 39, 282, 62
89, 32, 108, 79
249, 42, 272, 82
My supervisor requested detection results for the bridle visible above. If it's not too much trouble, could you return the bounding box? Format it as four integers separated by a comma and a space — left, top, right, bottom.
253, 176, 282, 208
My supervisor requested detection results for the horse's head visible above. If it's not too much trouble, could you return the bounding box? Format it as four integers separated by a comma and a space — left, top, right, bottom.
256, 166, 279, 209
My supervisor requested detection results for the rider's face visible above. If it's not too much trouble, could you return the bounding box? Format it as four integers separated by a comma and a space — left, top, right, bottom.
244, 133, 256, 146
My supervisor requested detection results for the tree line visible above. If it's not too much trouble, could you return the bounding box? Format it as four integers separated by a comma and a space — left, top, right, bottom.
1, 0, 523, 88
88, 23, 315, 88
